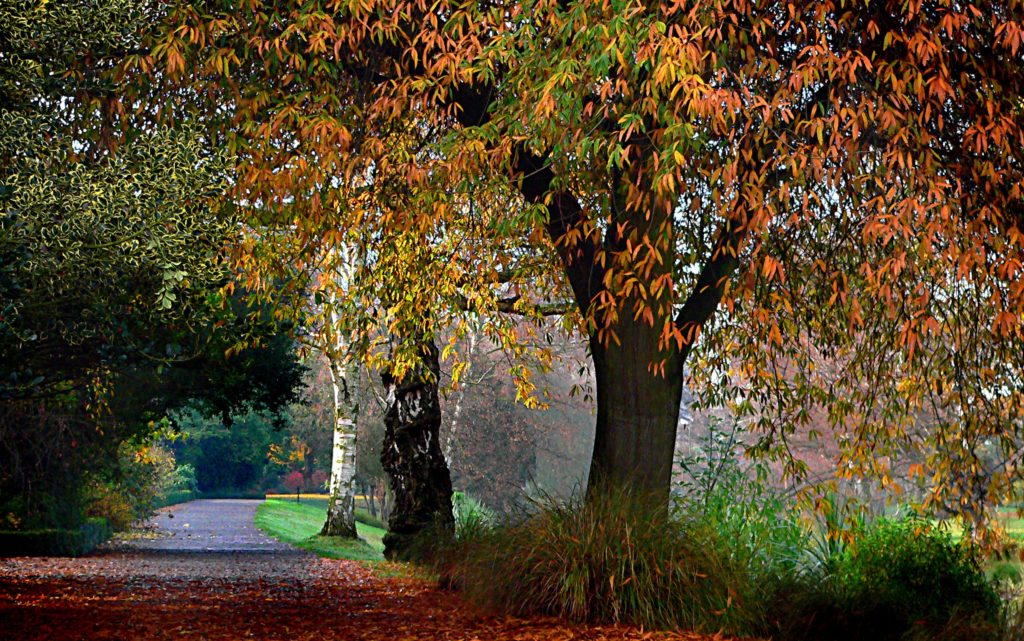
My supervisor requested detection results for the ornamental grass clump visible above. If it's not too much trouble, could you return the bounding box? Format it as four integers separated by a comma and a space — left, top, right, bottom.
442, 486, 764, 635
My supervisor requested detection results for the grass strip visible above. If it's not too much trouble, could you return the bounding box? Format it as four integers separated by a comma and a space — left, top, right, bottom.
255, 498, 385, 561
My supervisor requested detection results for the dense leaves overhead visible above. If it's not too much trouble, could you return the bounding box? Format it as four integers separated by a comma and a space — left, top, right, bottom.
135, 0, 1024, 517
0, 0, 237, 399
0, 0, 307, 533
1, 125, 235, 396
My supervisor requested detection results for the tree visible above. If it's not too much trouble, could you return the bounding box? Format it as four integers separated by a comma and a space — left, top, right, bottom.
144, 0, 1023, 520
0, 0, 234, 528
172, 408, 286, 493
380, 337, 454, 559
0, 0, 308, 530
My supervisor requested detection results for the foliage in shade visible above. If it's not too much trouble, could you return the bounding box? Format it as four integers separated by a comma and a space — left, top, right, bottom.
0, 120, 234, 399
0, 0, 306, 532
170, 408, 287, 495
768, 519, 1003, 641
0, 518, 112, 557
1, 0, 237, 400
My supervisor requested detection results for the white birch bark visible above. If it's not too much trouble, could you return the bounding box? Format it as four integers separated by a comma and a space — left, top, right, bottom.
321, 351, 359, 537
320, 246, 359, 538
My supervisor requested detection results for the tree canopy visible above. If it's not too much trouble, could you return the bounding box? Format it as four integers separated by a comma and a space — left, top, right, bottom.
127, 0, 1024, 520
0, 0, 306, 529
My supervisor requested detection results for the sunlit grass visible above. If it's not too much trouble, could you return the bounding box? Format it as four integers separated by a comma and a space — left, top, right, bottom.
255, 499, 385, 561
265, 492, 333, 500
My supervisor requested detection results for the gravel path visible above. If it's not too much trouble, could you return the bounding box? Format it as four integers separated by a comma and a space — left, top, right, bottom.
121, 499, 300, 553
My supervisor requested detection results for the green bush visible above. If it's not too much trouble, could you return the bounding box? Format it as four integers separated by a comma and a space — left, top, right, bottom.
771, 518, 1002, 641
451, 490, 494, 540
437, 487, 764, 634
85, 440, 182, 529
676, 416, 807, 577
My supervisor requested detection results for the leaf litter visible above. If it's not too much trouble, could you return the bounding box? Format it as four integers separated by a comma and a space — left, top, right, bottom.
0, 552, 743, 640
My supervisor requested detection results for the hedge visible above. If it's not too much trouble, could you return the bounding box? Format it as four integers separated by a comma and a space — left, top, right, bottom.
0, 517, 112, 557
152, 490, 197, 509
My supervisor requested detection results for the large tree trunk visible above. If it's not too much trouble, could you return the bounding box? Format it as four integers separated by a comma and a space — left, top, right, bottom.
321, 355, 359, 538
587, 311, 686, 503
380, 338, 454, 561
441, 95, 736, 504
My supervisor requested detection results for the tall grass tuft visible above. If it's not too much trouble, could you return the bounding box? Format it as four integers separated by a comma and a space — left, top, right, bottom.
439, 486, 765, 635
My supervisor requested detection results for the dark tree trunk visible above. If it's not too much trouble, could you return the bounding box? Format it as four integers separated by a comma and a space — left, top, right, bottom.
448, 93, 704, 504
380, 338, 454, 561
587, 312, 686, 503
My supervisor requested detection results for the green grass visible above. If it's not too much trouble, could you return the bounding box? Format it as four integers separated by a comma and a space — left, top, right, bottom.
255, 499, 385, 561
936, 508, 1024, 541
278, 497, 388, 529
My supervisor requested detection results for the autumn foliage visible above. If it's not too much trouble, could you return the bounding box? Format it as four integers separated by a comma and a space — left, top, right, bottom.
113, 0, 1024, 518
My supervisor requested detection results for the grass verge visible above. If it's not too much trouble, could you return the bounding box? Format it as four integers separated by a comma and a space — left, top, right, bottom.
255, 499, 385, 561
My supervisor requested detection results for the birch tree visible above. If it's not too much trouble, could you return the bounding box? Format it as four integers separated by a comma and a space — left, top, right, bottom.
318, 254, 363, 537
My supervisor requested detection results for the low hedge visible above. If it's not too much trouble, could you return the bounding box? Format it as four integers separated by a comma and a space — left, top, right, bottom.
0, 517, 112, 557
152, 489, 263, 509
152, 490, 197, 509
197, 489, 265, 500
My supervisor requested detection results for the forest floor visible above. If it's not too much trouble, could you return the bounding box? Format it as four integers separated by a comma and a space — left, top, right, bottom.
0, 500, 735, 641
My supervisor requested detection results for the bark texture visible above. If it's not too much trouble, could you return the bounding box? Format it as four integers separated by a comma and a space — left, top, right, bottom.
380, 339, 454, 561
517, 145, 741, 502
321, 356, 359, 538
587, 323, 685, 501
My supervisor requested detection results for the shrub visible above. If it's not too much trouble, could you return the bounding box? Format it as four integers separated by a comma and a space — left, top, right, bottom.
452, 491, 494, 534
166, 463, 199, 495
0, 517, 112, 557
282, 470, 305, 493
85, 441, 179, 529
771, 518, 1002, 641
675, 416, 806, 578
438, 486, 764, 635
153, 490, 196, 509
86, 484, 137, 531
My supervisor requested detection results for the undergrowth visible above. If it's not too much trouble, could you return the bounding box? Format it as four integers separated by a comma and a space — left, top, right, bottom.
431, 419, 1006, 639
437, 487, 765, 634
769, 518, 1002, 641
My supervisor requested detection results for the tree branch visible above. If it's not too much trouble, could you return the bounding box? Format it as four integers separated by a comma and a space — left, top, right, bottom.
675, 216, 747, 360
